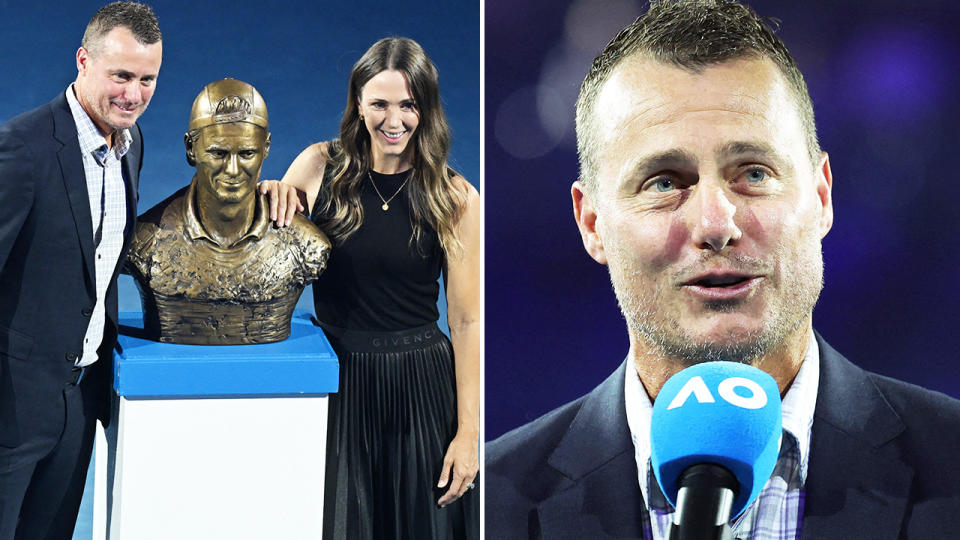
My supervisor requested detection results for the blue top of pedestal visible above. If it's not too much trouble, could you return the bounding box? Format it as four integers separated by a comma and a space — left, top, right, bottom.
115, 312, 339, 397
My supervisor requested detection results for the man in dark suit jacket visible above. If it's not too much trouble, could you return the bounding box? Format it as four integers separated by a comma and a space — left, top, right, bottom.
487, 336, 960, 539
486, 1, 960, 538
0, 3, 161, 538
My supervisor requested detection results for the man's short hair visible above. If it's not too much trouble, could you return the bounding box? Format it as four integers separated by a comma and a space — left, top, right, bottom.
575, 0, 820, 188
81, 1, 161, 56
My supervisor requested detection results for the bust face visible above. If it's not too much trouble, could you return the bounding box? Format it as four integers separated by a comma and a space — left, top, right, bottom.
193, 122, 269, 205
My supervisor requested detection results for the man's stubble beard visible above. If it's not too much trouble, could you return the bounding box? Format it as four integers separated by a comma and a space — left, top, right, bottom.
78, 84, 124, 134
605, 226, 824, 367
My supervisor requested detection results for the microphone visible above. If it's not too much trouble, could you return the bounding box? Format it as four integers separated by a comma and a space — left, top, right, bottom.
650, 361, 782, 540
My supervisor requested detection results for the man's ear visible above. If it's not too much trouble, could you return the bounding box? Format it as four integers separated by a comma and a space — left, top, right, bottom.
816, 151, 834, 238
572, 180, 607, 265
76, 47, 88, 74
264, 132, 271, 159
184, 133, 196, 166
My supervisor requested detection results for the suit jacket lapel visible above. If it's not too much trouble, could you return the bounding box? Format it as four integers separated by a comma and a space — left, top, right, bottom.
121, 123, 140, 224
801, 334, 912, 540
119, 123, 141, 255
538, 362, 648, 539
51, 93, 96, 285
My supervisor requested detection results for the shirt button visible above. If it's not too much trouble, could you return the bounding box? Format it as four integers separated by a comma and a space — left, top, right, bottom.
66, 352, 79, 362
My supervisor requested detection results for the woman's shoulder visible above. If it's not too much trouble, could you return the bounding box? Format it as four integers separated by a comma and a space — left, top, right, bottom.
284, 141, 334, 186
448, 171, 479, 208
298, 141, 331, 168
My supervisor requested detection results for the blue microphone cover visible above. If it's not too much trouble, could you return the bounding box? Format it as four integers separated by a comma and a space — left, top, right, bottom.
650, 361, 782, 519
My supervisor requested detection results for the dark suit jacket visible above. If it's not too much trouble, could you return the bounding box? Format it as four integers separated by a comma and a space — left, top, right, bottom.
0, 91, 141, 450
487, 335, 960, 539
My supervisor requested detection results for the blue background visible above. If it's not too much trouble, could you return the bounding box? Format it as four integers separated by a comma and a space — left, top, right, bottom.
0, 1, 479, 537
486, 0, 960, 440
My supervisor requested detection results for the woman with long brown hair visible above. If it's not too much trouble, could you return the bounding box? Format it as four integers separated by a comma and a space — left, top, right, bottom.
261, 37, 480, 539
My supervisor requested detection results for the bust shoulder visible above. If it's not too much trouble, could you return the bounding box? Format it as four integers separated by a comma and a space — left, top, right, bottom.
276, 210, 332, 278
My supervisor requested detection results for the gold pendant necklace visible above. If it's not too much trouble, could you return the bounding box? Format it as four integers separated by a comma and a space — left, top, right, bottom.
367, 171, 409, 211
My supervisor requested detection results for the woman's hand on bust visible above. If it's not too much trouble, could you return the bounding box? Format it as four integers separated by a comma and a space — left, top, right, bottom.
259, 180, 304, 227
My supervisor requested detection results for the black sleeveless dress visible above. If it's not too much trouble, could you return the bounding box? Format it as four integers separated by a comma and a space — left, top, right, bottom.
311, 166, 479, 540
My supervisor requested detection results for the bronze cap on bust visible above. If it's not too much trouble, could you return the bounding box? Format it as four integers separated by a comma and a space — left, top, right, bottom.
127, 78, 331, 345
188, 78, 269, 132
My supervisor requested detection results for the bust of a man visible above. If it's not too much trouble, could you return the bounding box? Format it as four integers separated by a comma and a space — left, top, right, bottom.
127, 78, 331, 344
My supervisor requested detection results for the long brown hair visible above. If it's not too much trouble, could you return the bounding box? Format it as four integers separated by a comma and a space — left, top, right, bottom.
315, 37, 468, 258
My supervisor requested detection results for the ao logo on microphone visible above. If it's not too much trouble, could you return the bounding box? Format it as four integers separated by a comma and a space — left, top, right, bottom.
666, 375, 768, 410
650, 362, 783, 520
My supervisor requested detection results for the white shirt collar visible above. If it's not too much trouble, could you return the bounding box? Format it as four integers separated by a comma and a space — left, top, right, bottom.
624, 331, 820, 509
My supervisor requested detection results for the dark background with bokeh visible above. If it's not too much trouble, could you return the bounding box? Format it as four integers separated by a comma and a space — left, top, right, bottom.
486, 0, 960, 440
0, 0, 480, 327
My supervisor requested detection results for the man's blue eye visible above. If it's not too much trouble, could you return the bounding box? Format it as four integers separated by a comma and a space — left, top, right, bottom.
746, 169, 767, 183
654, 178, 675, 192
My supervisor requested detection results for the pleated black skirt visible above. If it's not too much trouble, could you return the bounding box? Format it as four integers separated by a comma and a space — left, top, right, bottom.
320, 322, 479, 540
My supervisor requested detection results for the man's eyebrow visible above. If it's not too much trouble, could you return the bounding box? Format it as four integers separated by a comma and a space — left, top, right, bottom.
715, 140, 796, 176
716, 141, 780, 160
109, 69, 156, 80
625, 148, 698, 179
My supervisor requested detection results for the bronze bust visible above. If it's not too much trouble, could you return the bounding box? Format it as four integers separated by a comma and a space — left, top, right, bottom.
127, 78, 331, 344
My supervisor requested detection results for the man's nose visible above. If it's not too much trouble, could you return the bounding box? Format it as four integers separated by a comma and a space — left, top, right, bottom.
688, 182, 742, 252
122, 82, 142, 105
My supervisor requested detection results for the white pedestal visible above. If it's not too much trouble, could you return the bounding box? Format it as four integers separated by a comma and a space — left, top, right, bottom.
95, 396, 327, 539
93, 314, 338, 539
